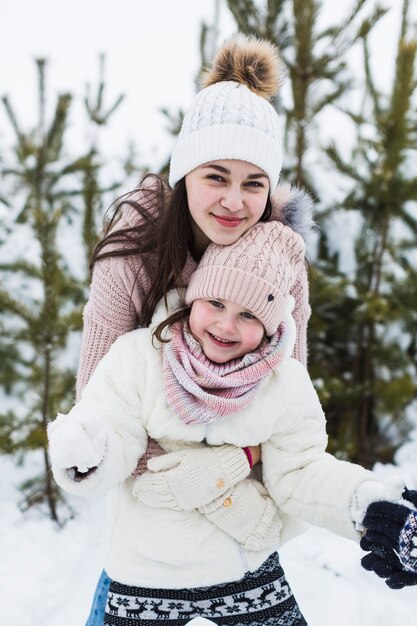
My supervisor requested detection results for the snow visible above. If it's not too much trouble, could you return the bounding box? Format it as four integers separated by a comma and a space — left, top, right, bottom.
2, 443, 416, 626
48, 412, 107, 474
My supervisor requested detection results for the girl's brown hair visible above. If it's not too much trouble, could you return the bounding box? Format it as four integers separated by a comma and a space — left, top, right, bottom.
91, 173, 272, 327
152, 306, 191, 346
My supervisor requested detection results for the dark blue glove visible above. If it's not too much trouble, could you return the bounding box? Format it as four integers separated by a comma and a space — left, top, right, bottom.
360, 535, 417, 589
360, 488, 417, 589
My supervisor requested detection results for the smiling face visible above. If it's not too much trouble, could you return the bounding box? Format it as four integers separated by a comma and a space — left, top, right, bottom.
189, 298, 265, 364
185, 160, 269, 256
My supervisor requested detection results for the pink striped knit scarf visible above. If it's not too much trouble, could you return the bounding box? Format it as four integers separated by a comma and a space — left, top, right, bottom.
162, 322, 290, 425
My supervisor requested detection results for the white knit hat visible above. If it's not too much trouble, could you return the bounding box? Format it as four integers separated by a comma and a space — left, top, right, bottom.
185, 221, 305, 336
169, 35, 283, 194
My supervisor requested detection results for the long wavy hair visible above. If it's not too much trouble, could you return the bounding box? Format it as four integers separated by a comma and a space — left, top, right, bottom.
91, 173, 272, 327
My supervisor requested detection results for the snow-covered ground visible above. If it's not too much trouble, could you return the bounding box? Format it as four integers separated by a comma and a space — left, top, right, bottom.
2, 439, 416, 626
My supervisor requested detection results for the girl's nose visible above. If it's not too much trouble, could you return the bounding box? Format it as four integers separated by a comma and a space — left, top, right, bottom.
220, 187, 243, 213
217, 314, 237, 334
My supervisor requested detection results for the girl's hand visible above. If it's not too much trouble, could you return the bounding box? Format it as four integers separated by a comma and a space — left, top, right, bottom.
132, 444, 251, 511
360, 490, 417, 589
47, 411, 107, 478
199, 478, 282, 551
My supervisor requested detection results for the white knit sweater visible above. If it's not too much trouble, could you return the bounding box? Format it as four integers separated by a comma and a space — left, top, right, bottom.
50, 298, 403, 589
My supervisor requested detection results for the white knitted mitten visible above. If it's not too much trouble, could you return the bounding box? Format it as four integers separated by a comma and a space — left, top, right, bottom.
199, 478, 282, 551
132, 445, 250, 510
48, 411, 107, 473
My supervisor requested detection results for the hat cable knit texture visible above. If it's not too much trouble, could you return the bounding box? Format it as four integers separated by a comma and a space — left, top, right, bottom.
169, 35, 283, 193
186, 221, 305, 336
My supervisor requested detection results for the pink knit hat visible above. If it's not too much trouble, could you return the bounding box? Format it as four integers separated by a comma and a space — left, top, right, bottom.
185, 222, 305, 335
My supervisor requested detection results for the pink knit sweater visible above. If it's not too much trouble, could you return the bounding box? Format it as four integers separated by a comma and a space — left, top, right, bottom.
76, 185, 311, 400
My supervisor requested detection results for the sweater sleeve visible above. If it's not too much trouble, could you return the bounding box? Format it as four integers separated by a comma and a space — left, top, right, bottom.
50, 332, 149, 495
76, 253, 148, 400
261, 361, 403, 541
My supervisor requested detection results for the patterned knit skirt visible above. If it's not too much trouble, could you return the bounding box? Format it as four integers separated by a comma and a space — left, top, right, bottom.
103, 552, 307, 625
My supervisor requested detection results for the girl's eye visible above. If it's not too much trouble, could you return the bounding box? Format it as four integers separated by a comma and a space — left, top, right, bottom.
207, 174, 225, 182
209, 300, 223, 308
245, 180, 264, 188
241, 311, 256, 320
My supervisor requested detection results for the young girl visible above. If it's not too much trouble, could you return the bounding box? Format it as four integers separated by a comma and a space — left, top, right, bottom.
49, 220, 405, 626
75, 34, 314, 621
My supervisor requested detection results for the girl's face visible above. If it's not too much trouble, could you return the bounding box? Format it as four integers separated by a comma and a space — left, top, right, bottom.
189, 298, 265, 364
185, 160, 269, 256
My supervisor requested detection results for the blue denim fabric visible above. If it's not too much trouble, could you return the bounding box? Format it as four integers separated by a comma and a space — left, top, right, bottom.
85, 570, 111, 626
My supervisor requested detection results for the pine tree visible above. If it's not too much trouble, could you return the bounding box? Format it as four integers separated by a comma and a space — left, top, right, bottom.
0, 56, 140, 520
284, 0, 388, 193
81, 54, 125, 276
0, 189, 19, 395
311, 0, 417, 464
0, 60, 87, 521
225, 0, 290, 44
